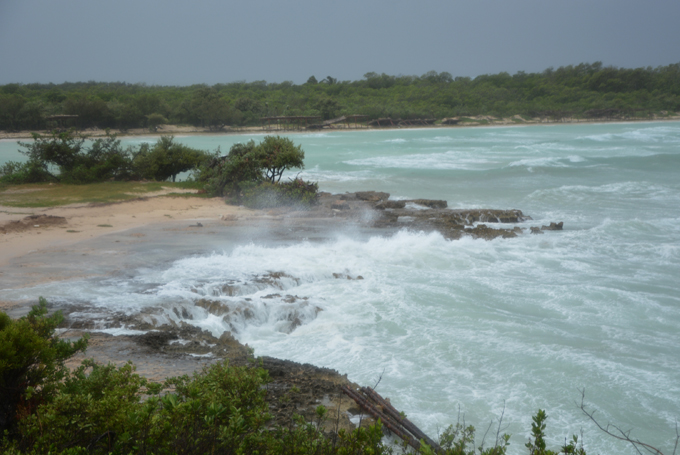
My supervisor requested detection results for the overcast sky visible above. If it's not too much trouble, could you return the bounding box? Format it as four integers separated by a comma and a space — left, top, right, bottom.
1, 0, 679, 86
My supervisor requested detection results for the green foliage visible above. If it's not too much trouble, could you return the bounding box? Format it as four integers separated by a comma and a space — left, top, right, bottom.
4, 351, 391, 455
2, 62, 678, 131
180, 87, 237, 130
14, 360, 275, 454
241, 178, 318, 209
432, 420, 510, 455
525, 410, 586, 455
132, 136, 210, 182
253, 135, 305, 184
195, 140, 261, 197
0, 298, 88, 435
195, 136, 312, 206
145, 113, 168, 131
0, 160, 54, 184
18, 129, 134, 183
11, 130, 209, 184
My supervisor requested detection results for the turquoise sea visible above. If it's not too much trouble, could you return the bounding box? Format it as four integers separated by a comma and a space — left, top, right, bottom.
2, 122, 680, 454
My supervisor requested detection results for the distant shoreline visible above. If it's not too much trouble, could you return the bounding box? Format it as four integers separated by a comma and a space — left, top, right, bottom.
2, 115, 679, 141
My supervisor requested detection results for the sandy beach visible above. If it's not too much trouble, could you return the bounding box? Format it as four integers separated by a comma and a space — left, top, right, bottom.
2, 115, 679, 140
0, 196, 255, 271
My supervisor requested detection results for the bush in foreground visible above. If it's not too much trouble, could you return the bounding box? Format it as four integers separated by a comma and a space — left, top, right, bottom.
0, 299, 88, 436
6, 300, 674, 455
0, 301, 387, 455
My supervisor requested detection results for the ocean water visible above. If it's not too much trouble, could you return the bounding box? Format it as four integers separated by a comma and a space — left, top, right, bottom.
2, 122, 680, 454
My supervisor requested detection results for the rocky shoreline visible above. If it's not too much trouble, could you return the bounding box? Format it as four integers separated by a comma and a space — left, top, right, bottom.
28, 190, 565, 435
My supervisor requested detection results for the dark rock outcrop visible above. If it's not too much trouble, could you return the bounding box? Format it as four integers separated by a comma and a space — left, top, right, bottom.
269, 191, 559, 241
541, 222, 563, 231
375, 200, 406, 210
340, 191, 390, 202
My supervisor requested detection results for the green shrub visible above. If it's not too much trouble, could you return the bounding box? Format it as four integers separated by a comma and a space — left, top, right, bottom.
132, 136, 210, 182
241, 178, 318, 209
193, 140, 262, 197
17, 129, 135, 184
0, 298, 88, 435
0, 160, 55, 184
195, 136, 310, 203
10, 358, 390, 455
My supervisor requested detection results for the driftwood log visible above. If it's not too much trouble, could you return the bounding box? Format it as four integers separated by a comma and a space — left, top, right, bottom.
340, 385, 444, 454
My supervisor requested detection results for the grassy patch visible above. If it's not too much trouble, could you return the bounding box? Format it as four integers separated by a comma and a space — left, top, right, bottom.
0, 181, 206, 208
97, 224, 113, 228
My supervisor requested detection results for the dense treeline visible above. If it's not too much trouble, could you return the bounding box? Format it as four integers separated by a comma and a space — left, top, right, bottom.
1, 62, 679, 131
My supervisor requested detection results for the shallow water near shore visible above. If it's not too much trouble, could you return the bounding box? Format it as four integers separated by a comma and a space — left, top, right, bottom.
3, 122, 680, 454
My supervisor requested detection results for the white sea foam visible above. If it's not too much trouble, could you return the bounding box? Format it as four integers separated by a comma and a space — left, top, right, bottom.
344, 151, 495, 170
297, 166, 383, 183
507, 155, 587, 169
580, 125, 680, 143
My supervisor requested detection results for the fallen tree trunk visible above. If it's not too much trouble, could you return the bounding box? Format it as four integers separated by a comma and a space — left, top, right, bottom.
340, 385, 444, 454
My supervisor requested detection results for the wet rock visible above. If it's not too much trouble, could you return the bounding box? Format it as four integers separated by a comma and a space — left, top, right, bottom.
331, 200, 350, 210
332, 273, 364, 280
375, 200, 406, 210
404, 199, 448, 209
255, 271, 301, 287
135, 331, 179, 350
195, 299, 230, 316
530, 227, 544, 234
541, 222, 563, 231
339, 191, 389, 202
355, 191, 390, 202
466, 224, 518, 240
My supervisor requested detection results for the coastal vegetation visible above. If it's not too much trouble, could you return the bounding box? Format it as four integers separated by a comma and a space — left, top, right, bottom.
0, 132, 317, 208
0, 300, 589, 455
0, 130, 208, 185
1, 62, 679, 132
195, 135, 317, 207
4, 301, 676, 454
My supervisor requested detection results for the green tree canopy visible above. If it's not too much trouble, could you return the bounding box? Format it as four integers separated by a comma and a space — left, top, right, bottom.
253, 135, 305, 183
133, 135, 210, 182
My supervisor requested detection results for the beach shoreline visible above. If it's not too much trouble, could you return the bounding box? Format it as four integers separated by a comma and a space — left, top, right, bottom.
2, 115, 679, 140
0, 196, 254, 271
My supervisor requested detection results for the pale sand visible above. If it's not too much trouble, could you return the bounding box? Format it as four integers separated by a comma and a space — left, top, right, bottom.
0, 196, 254, 269
2, 115, 679, 140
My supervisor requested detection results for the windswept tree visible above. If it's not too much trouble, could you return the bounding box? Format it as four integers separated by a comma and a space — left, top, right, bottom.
252, 135, 305, 183
133, 136, 209, 182
196, 136, 307, 197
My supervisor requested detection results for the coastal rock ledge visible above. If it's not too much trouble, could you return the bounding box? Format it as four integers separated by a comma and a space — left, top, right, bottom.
289, 191, 560, 241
